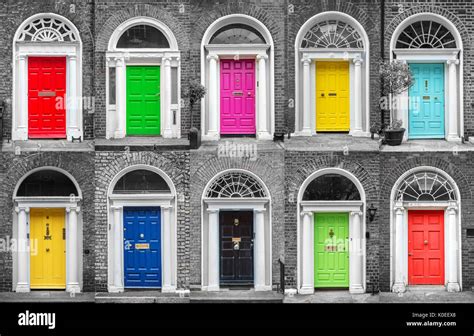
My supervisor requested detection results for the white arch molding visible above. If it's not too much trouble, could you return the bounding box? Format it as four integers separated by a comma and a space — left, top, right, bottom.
200, 14, 275, 140
12, 13, 83, 141
201, 169, 272, 291
389, 166, 462, 293
106, 17, 181, 139
295, 168, 367, 295
390, 13, 463, 142
293, 11, 371, 137
12, 167, 83, 293
106, 164, 178, 293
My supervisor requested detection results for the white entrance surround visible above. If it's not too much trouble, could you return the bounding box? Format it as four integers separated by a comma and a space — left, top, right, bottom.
12, 167, 83, 293
106, 17, 181, 139
12, 13, 83, 141
200, 14, 275, 140
295, 168, 366, 295
294, 12, 371, 137
107, 165, 177, 293
390, 13, 463, 142
201, 170, 272, 291
390, 166, 462, 293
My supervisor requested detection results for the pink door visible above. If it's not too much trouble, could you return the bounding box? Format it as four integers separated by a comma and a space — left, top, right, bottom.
220, 59, 256, 135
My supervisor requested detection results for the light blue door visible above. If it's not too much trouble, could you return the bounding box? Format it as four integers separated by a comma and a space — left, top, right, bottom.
409, 63, 445, 139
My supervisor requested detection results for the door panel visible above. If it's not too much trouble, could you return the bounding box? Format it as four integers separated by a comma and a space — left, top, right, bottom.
314, 213, 349, 288
220, 59, 256, 135
124, 207, 161, 288
28, 57, 67, 139
408, 210, 445, 285
126, 66, 161, 136
30, 208, 66, 289
316, 61, 350, 132
409, 63, 445, 139
219, 211, 254, 284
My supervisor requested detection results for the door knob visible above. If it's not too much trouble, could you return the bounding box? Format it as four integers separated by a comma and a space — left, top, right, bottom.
46, 248, 50, 253
424, 240, 429, 245
321, 93, 325, 97
408, 252, 413, 256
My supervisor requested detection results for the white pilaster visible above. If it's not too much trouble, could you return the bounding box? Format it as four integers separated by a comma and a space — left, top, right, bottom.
447, 60, 460, 142
392, 203, 406, 293
299, 211, 314, 294
115, 58, 126, 139
254, 209, 266, 291
206, 55, 219, 140
111, 206, 123, 292
67, 55, 81, 140
446, 203, 461, 292
66, 207, 80, 293
301, 57, 312, 136
17, 55, 28, 140
16, 206, 30, 292
162, 57, 173, 138
350, 211, 364, 293
208, 209, 220, 291
256, 55, 270, 140
162, 205, 175, 292
350, 57, 364, 137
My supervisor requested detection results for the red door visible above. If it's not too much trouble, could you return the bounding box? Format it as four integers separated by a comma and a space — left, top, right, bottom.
408, 210, 445, 285
28, 57, 67, 139
220, 59, 256, 135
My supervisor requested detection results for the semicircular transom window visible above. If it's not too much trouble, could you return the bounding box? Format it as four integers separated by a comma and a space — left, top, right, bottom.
17, 170, 78, 197
303, 174, 361, 201
113, 170, 171, 194
395, 21, 457, 49
206, 172, 267, 198
301, 20, 364, 49
18, 17, 78, 42
396, 171, 457, 202
117, 25, 170, 48
209, 24, 266, 44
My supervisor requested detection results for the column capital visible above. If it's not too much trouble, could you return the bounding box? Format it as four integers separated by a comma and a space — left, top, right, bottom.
111, 205, 123, 212
254, 209, 266, 214
256, 54, 268, 61
447, 59, 460, 66
114, 57, 125, 66
350, 211, 363, 217
162, 57, 172, 64
69, 55, 77, 61
301, 57, 311, 66
353, 57, 363, 66
447, 202, 458, 213
18, 55, 27, 61
161, 205, 174, 210
207, 54, 219, 62
207, 209, 219, 214
301, 211, 312, 218
66, 207, 81, 213
394, 201, 405, 213
15, 206, 30, 214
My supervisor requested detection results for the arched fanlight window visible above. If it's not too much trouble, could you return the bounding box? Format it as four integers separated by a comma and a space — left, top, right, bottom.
206, 172, 267, 198
301, 20, 364, 49
117, 24, 170, 48
17, 17, 78, 42
396, 171, 457, 202
209, 23, 266, 44
395, 21, 457, 49
303, 174, 361, 201
113, 169, 171, 194
17, 170, 78, 197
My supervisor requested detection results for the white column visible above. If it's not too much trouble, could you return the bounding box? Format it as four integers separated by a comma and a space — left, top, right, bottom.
256, 55, 270, 140
350, 211, 364, 293
115, 58, 126, 138
67, 55, 81, 140
300, 211, 314, 294
66, 207, 80, 293
111, 206, 123, 292
207, 55, 219, 139
392, 203, 406, 293
162, 205, 175, 292
162, 57, 173, 138
208, 209, 220, 291
350, 57, 364, 137
447, 60, 460, 141
17, 55, 28, 140
447, 203, 461, 292
254, 209, 266, 291
16, 206, 30, 292
301, 57, 312, 135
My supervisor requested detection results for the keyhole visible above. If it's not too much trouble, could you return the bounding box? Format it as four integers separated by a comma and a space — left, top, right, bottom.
425, 80, 429, 89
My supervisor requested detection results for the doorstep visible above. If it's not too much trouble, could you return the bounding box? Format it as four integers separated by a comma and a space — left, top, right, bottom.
283, 291, 378, 304
189, 289, 284, 304
285, 134, 379, 152
94, 137, 190, 151
380, 139, 473, 152
94, 291, 190, 304
1, 139, 94, 152
0, 291, 95, 303
379, 289, 474, 303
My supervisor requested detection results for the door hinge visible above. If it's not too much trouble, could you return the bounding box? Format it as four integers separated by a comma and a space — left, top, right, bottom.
63, 228, 66, 240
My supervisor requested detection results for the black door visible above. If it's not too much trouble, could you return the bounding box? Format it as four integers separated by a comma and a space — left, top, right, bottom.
219, 211, 254, 285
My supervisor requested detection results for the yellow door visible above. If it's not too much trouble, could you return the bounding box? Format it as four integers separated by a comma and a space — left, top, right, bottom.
316, 61, 350, 132
30, 208, 66, 289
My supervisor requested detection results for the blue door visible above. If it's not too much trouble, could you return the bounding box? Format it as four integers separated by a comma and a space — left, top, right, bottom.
124, 207, 162, 288
409, 63, 445, 139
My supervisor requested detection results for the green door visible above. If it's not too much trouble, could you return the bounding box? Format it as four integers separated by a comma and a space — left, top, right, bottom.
314, 213, 349, 288
126, 66, 161, 136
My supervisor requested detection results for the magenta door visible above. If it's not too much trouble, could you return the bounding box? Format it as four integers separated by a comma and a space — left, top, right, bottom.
220, 59, 256, 135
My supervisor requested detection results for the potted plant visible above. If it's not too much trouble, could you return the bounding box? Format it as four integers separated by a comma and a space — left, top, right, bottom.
379, 60, 414, 146
185, 80, 207, 149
